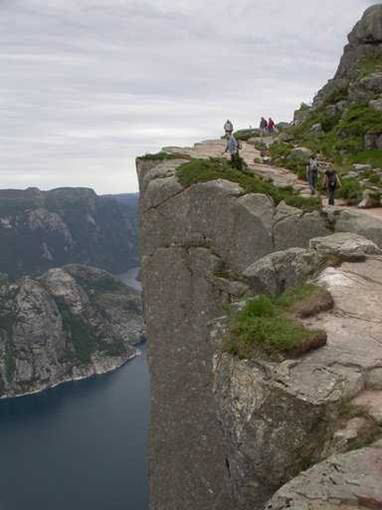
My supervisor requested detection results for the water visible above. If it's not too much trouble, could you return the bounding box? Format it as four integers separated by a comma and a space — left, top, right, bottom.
0, 268, 149, 510
118, 268, 142, 292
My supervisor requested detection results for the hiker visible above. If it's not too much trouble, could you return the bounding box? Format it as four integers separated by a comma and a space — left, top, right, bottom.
268, 117, 275, 133
324, 167, 341, 205
224, 119, 233, 138
306, 154, 319, 195
224, 133, 242, 170
259, 117, 268, 134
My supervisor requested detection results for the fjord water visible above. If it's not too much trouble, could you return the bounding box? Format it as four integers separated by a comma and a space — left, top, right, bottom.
0, 269, 149, 510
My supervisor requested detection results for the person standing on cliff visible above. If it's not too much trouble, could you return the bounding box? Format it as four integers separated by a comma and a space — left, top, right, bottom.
324, 167, 341, 206
224, 133, 242, 170
224, 119, 233, 138
306, 154, 319, 195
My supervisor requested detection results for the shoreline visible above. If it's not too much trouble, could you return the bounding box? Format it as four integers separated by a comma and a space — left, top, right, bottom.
0, 349, 142, 401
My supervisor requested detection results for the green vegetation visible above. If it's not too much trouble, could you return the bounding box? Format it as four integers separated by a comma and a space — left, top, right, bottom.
269, 142, 309, 179
337, 178, 363, 204
74, 273, 126, 294
357, 55, 382, 78
177, 158, 321, 211
56, 300, 96, 364
321, 86, 348, 107
4, 341, 15, 383
233, 129, 260, 141
337, 105, 382, 137
350, 149, 382, 169
137, 151, 191, 162
224, 285, 328, 360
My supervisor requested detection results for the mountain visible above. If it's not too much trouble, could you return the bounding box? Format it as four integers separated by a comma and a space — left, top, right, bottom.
0, 187, 138, 279
287, 4, 382, 190
0, 264, 143, 398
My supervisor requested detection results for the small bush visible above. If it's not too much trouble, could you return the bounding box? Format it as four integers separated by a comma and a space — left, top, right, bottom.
337, 178, 363, 204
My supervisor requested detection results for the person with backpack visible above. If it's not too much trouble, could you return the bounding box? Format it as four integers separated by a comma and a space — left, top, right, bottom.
224, 133, 242, 170
306, 154, 319, 195
268, 117, 275, 133
224, 119, 233, 138
259, 117, 268, 134
324, 167, 342, 205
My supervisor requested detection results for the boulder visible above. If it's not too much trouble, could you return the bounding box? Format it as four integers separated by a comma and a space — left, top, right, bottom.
276, 122, 290, 130
348, 4, 382, 44
369, 97, 382, 112
310, 123, 322, 134
293, 107, 311, 125
352, 163, 372, 173
343, 171, 359, 179
287, 147, 312, 164
264, 447, 382, 510
309, 232, 381, 259
243, 247, 320, 295
365, 132, 379, 149
358, 188, 381, 208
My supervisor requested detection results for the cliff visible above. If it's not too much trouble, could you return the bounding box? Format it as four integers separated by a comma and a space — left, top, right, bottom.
138, 7, 382, 509
138, 138, 382, 509
0, 264, 144, 398
0, 187, 138, 278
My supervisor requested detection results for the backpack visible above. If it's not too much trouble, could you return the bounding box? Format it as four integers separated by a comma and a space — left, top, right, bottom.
327, 171, 337, 188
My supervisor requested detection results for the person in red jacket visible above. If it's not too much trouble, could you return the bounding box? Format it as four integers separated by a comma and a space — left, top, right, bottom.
268, 117, 275, 133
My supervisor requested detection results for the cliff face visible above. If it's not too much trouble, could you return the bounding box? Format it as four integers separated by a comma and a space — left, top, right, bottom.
0, 187, 138, 278
0, 264, 143, 398
137, 145, 382, 509
314, 4, 382, 107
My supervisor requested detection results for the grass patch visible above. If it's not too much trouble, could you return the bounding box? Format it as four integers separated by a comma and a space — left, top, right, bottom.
233, 129, 260, 141
224, 285, 329, 361
350, 149, 382, 169
337, 105, 382, 137
137, 151, 191, 162
177, 158, 321, 212
357, 55, 382, 78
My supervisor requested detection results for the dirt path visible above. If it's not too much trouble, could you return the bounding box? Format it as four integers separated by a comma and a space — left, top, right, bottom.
164, 138, 382, 221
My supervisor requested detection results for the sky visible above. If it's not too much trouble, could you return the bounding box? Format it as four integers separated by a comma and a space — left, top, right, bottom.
0, 0, 377, 194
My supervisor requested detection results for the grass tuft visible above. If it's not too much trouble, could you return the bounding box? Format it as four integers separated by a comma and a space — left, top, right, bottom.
137, 152, 191, 162
224, 284, 330, 361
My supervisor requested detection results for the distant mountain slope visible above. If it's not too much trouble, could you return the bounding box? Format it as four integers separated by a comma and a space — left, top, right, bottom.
0, 264, 144, 398
0, 187, 139, 278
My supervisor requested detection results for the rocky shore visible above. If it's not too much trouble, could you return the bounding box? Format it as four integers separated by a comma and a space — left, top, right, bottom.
0, 264, 144, 399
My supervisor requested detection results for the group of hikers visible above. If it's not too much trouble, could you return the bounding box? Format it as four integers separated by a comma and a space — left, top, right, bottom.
222, 119, 341, 205
259, 116, 276, 134
306, 154, 341, 205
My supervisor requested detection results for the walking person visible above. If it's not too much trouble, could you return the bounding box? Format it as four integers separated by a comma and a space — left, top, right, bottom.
224, 119, 233, 138
324, 167, 341, 206
224, 133, 242, 170
268, 117, 275, 134
259, 117, 268, 134
306, 154, 319, 195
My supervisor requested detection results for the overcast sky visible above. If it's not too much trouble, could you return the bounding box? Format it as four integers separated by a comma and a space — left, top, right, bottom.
0, 0, 377, 194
